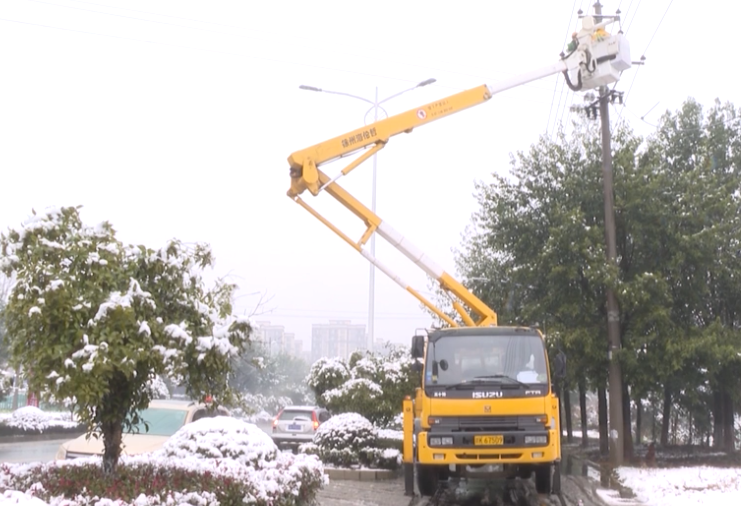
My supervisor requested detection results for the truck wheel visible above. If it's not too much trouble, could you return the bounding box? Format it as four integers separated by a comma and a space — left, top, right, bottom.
534, 463, 552, 495
416, 464, 440, 496
552, 461, 562, 495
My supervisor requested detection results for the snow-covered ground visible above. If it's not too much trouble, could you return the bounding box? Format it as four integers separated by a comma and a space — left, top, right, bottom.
561, 428, 601, 439
613, 466, 741, 505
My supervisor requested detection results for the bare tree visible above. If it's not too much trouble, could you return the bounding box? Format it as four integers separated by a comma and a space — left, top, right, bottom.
245, 289, 276, 318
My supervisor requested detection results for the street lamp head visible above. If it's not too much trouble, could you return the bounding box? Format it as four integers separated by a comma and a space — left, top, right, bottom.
299, 85, 322, 92
417, 78, 437, 87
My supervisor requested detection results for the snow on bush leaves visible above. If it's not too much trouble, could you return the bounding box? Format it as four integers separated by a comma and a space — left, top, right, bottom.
0, 452, 327, 506
145, 375, 170, 400
307, 412, 397, 470
307, 344, 417, 426
0, 414, 328, 506
359, 447, 402, 470
238, 393, 293, 417
313, 412, 378, 453
162, 416, 278, 466
306, 358, 349, 401
3, 407, 78, 433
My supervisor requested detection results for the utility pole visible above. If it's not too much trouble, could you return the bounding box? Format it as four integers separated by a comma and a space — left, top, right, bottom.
593, 0, 624, 467
298, 78, 436, 353
368, 86, 378, 354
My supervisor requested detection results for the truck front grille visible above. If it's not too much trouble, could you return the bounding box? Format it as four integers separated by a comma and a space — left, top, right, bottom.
435, 415, 544, 432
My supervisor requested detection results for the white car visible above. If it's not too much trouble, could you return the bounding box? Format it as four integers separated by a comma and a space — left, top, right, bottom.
55, 399, 229, 460
270, 405, 330, 450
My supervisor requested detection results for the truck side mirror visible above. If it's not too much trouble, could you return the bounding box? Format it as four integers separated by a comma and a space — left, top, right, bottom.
411, 335, 425, 359
553, 350, 567, 380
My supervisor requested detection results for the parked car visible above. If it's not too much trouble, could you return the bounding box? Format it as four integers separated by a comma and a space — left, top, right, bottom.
271, 405, 330, 450
55, 399, 229, 460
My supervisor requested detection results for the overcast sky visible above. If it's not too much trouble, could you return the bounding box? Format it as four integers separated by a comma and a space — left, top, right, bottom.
1, 0, 735, 350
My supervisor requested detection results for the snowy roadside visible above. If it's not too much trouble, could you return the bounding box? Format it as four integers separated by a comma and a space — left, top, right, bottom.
610, 466, 741, 505
561, 429, 601, 439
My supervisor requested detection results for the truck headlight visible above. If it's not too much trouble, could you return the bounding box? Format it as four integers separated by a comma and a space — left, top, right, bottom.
525, 435, 548, 445
429, 437, 453, 446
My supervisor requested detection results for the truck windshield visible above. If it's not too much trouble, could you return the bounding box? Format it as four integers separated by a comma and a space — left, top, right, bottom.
425, 334, 548, 386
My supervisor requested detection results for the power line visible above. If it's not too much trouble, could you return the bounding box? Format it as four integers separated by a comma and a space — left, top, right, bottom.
63, 0, 242, 28
0, 17, 452, 90
0, 15, 561, 113
642, 0, 674, 56
556, 0, 594, 136
546, 0, 580, 136
19, 0, 228, 34
14, 0, 557, 95
562, 0, 589, 133
624, 0, 643, 34
619, 0, 636, 30
616, 0, 674, 122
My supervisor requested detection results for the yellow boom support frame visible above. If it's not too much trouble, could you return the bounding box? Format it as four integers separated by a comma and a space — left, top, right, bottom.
286, 15, 629, 327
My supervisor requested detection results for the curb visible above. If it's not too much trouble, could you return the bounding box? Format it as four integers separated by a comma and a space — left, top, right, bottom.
324, 468, 401, 481
0, 431, 85, 443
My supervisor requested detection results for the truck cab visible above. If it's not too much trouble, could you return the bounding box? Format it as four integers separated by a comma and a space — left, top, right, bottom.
407, 326, 565, 495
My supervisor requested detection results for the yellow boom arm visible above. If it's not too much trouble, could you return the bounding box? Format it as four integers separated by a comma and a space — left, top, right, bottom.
286, 15, 630, 327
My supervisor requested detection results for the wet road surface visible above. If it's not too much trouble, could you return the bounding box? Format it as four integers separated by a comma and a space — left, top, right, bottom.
0, 438, 69, 463
0, 437, 646, 506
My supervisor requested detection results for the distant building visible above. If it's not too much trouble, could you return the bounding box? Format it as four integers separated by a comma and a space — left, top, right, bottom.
311, 320, 367, 363
253, 321, 303, 358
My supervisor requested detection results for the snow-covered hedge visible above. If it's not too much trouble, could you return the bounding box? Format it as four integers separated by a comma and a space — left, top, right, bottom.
313, 412, 378, 453
304, 412, 401, 471
162, 416, 278, 466
0, 416, 327, 506
306, 345, 417, 426
231, 393, 293, 422
0, 407, 80, 433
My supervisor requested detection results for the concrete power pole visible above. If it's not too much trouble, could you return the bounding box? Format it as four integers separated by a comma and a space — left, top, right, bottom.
593, 0, 624, 467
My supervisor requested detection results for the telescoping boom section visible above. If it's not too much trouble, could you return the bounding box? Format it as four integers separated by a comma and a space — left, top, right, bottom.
286, 15, 630, 327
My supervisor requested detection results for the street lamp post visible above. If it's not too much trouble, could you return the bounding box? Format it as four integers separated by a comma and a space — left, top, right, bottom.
299, 79, 436, 352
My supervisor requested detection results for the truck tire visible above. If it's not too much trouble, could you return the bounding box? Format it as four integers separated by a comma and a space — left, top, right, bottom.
416, 464, 440, 496
552, 461, 562, 495
534, 463, 552, 495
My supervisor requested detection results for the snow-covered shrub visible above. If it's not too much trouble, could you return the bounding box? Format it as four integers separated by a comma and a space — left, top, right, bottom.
3, 406, 78, 433
298, 442, 319, 456
306, 357, 350, 403
359, 447, 402, 470
307, 412, 402, 469
237, 393, 293, 418
0, 413, 328, 505
0, 450, 327, 506
161, 416, 278, 467
145, 375, 170, 400
375, 412, 404, 449
307, 345, 417, 426
313, 412, 378, 453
